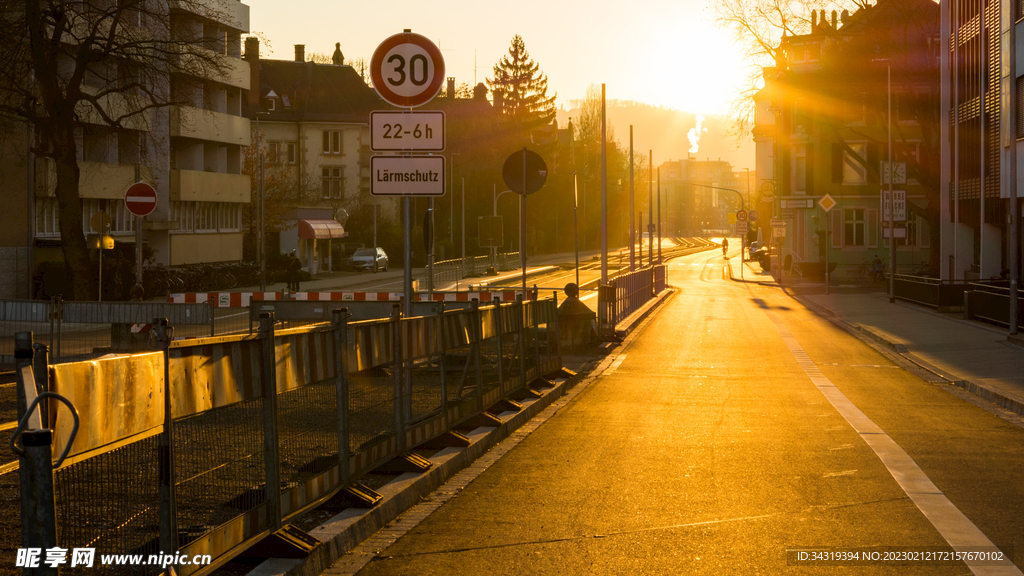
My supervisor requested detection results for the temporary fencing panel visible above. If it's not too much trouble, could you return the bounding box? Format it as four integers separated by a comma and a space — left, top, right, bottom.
10, 296, 563, 576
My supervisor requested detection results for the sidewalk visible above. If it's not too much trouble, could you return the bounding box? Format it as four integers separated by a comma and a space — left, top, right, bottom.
727, 256, 1024, 416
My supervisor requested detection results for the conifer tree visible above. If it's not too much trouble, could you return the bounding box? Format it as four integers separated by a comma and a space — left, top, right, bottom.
487, 35, 556, 130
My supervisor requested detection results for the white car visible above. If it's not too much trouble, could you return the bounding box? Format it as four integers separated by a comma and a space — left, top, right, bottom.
350, 247, 388, 272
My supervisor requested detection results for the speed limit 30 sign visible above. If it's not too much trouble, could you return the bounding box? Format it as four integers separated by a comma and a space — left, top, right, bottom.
371, 30, 445, 108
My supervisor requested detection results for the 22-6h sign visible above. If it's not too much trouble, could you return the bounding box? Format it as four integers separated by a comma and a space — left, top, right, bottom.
371, 31, 445, 108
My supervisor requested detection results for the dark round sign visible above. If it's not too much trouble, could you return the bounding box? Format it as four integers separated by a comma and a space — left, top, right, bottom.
502, 149, 547, 196
124, 181, 157, 217
370, 31, 445, 108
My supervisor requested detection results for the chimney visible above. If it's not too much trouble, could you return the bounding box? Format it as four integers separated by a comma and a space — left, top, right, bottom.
447, 77, 455, 98
811, 10, 818, 32
244, 37, 259, 61
831, 10, 837, 29
294, 44, 305, 62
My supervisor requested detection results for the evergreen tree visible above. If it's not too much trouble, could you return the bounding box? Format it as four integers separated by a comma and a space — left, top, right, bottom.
487, 35, 556, 130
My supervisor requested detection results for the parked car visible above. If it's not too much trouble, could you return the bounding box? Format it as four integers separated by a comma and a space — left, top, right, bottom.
350, 247, 388, 272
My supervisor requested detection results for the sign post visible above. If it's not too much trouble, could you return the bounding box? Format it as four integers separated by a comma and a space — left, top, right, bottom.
124, 182, 157, 298
502, 149, 547, 297
819, 193, 837, 295
371, 29, 445, 316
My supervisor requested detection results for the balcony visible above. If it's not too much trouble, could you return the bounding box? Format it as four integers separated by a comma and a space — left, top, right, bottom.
174, 50, 249, 90
36, 159, 153, 199
170, 0, 249, 33
171, 106, 250, 146
171, 169, 250, 203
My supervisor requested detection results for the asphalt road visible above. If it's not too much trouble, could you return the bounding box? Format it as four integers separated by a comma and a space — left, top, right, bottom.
328, 244, 1024, 575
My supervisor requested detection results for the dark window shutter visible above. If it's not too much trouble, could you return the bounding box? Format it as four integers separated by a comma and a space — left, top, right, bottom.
832, 143, 842, 183
806, 144, 814, 195
867, 143, 880, 184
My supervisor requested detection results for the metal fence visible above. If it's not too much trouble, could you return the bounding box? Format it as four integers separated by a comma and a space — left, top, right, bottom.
430, 253, 520, 287
893, 275, 973, 310
9, 295, 562, 575
966, 282, 1024, 330
597, 265, 668, 338
0, 298, 215, 370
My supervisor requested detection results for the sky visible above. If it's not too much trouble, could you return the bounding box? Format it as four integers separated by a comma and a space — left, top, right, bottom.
244, 0, 748, 117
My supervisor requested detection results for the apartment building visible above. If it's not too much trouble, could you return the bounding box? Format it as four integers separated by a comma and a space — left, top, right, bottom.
659, 157, 747, 237
0, 0, 252, 299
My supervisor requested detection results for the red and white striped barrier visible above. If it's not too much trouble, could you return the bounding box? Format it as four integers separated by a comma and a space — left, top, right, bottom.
170, 290, 536, 307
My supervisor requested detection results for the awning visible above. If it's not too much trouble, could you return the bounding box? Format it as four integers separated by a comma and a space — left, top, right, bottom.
298, 219, 347, 240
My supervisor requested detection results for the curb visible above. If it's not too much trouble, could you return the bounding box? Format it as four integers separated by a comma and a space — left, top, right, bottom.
793, 294, 1024, 419
725, 259, 779, 286
614, 288, 677, 340
249, 369, 587, 576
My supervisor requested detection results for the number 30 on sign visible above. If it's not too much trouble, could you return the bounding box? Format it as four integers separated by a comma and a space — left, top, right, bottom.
370, 31, 445, 108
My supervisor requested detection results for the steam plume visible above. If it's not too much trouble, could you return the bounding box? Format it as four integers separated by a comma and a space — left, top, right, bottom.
688, 115, 707, 154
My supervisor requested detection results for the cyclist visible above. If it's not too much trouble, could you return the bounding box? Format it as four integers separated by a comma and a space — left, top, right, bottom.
872, 255, 884, 283
722, 239, 729, 258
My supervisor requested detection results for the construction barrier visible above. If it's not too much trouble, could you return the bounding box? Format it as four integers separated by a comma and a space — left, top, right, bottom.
10, 294, 562, 576
169, 290, 536, 306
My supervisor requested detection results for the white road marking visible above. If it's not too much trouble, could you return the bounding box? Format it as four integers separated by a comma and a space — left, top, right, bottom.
604, 355, 627, 376
765, 311, 1021, 575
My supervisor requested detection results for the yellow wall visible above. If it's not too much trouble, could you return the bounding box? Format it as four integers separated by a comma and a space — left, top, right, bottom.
171, 170, 250, 203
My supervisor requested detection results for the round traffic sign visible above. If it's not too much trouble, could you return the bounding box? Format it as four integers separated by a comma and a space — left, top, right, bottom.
90, 211, 112, 233
502, 149, 547, 195
748, 209, 760, 223
124, 182, 157, 217
371, 31, 445, 108
736, 209, 748, 221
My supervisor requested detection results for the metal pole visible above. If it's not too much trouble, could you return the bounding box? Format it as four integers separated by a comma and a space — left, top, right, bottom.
600, 84, 608, 283
888, 63, 895, 303
403, 197, 412, 317
27, 119, 34, 299
622, 124, 630, 270
154, 318, 178, 556
657, 167, 662, 263
98, 242, 103, 302
979, 4, 986, 281
953, 0, 960, 281
461, 177, 466, 275
1010, 0, 1019, 335
373, 201, 377, 248
258, 313, 282, 531
573, 172, 580, 287
825, 207, 831, 295
648, 150, 654, 267
427, 198, 434, 295
521, 147, 527, 296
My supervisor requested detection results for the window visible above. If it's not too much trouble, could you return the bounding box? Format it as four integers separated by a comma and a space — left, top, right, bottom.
844, 208, 866, 246
843, 143, 868, 184
35, 198, 60, 238
267, 142, 279, 165
323, 167, 344, 199
268, 141, 296, 165
285, 142, 297, 164
793, 144, 807, 193
322, 130, 342, 155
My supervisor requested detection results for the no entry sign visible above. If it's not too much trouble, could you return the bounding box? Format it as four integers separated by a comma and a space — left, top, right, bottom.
124, 182, 157, 217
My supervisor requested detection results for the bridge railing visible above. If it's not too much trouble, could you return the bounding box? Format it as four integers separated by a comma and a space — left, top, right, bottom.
10, 295, 561, 575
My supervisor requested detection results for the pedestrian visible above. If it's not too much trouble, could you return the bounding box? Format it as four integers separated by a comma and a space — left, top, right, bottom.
287, 251, 302, 291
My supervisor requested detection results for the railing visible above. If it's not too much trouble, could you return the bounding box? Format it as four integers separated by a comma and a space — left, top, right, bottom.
9, 295, 562, 575
430, 253, 520, 287
893, 275, 972, 310
0, 298, 215, 369
597, 265, 668, 338
967, 282, 1024, 330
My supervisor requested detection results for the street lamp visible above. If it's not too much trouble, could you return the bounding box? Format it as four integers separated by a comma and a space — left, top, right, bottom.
692, 183, 746, 278
493, 188, 518, 269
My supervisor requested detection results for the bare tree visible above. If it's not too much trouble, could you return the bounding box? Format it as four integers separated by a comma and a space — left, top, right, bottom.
0, 0, 236, 299
713, 0, 866, 137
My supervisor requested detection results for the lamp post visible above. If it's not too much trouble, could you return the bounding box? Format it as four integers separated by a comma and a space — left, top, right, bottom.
493, 188, 516, 268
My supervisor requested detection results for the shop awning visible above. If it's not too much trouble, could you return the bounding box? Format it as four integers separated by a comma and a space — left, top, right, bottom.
298, 219, 346, 240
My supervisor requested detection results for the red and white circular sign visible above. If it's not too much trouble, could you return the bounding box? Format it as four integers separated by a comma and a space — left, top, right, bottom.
370, 31, 445, 108
124, 182, 157, 217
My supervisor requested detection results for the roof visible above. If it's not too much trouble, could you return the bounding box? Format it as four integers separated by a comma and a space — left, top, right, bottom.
257, 59, 384, 122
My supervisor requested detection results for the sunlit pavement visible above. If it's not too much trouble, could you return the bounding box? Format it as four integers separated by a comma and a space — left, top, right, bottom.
324, 241, 1024, 575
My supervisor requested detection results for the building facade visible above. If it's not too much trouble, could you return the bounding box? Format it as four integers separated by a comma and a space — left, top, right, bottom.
0, 0, 252, 299
756, 0, 940, 279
